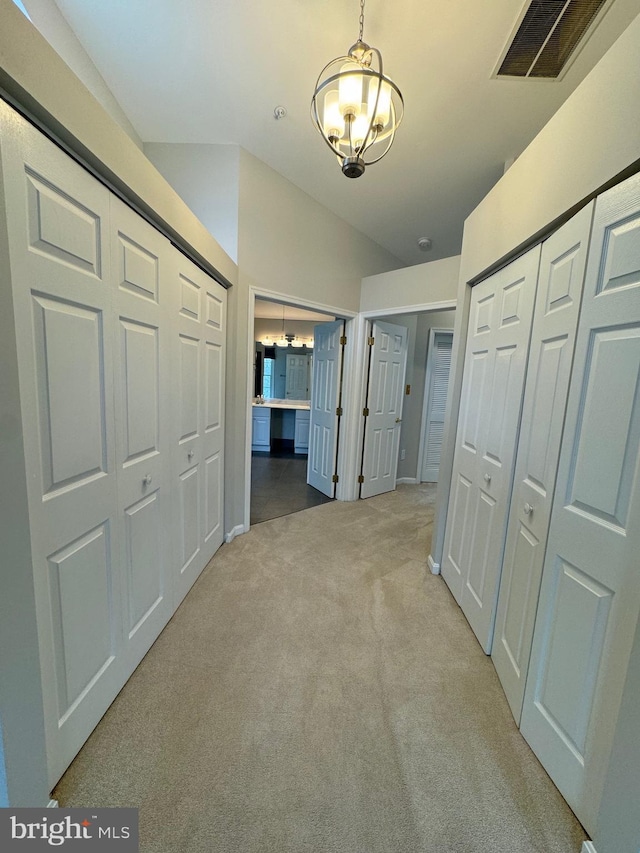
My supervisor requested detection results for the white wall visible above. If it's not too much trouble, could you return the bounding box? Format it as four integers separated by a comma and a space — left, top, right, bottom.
22, 0, 143, 148
145, 143, 240, 263
360, 255, 460, 314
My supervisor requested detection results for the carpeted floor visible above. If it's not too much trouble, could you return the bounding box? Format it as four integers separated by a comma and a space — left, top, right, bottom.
54, 485, 587, 852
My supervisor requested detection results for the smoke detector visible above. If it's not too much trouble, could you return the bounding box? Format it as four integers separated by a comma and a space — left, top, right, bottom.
417, 238, 433, 252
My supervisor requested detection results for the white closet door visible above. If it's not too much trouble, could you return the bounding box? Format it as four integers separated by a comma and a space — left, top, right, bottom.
421, 330, 453, 483
520, 173, 640, 834
173, 256, 226, 604
0, 118, 125, 786
361, 321, 408, 499
110, 197, 174, 670
492, 203, 593, 722
441, 247, 540, 653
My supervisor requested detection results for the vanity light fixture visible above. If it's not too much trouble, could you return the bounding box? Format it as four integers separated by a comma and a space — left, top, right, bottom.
310, 0, 404, 178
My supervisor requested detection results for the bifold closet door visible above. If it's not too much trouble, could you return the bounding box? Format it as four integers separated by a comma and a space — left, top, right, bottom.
492, 203, 593, 722
520, 172, 640, 835
110, 197, 175, 672
0, 103, 227, 786
173, 257, 226, 605
440, 247, 540, 653
0, 111, 126, 786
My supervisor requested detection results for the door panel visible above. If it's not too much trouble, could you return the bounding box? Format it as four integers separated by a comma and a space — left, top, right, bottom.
307, 320, 343, 497
174, 258, 226, 600
111, 198, 174, 677
492, 204, 593, 721
441, 247, 540, 652
520, 175, 640, 833
360, 321, 409, 499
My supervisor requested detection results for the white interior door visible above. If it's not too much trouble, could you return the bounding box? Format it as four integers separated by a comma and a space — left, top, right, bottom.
360, 321, 408, 499
441, 247, 540, 653
285, 353, 310, 399
420, 330, 453, 482
1, 121, 126, 786
307, 320, 343, 497
173, 257, 226, 604
520, 174, 640, 835
492, 204, 593, 722
110, 197, 174, 672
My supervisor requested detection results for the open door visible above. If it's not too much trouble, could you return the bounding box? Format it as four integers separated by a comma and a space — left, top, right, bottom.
307, 320, 344, 497
360, 320, 408, 499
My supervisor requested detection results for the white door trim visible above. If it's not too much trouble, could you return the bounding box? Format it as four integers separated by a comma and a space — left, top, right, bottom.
416, 328, 454, 483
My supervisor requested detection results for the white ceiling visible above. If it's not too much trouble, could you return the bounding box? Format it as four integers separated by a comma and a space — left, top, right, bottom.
51, 0, 640, 266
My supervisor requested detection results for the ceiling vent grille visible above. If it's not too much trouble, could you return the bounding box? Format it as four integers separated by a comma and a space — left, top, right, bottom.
497, 0, 610, 79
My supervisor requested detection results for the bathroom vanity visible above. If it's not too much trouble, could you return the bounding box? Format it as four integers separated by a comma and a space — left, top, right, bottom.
251, 399, 311, 454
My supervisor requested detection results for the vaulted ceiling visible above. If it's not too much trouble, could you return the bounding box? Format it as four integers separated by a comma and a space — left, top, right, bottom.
49, 0, 640, 265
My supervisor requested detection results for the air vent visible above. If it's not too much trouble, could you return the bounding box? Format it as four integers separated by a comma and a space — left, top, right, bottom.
496, 0, 611, 79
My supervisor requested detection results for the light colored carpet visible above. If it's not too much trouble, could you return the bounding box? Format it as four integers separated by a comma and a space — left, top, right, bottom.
54, 484, 587, 852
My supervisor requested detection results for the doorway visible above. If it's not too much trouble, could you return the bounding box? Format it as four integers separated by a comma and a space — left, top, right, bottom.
251, 297, 338, 524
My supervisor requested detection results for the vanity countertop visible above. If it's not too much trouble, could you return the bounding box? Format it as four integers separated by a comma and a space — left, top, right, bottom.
252, 399, 310, 411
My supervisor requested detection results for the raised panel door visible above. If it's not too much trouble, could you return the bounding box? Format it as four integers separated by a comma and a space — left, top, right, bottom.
360, 321, 409, 499
110, 197, 174, 669
441, 246, 540, 652
308, 320, 343, 497
492, 203, 593, 722
520, 173, 640, 833
0, 119, 124, 786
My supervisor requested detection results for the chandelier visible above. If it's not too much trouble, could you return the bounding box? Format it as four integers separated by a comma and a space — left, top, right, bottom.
311, 0, 404, 178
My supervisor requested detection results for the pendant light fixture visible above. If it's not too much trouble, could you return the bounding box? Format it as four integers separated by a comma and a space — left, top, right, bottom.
311, 0, 404, 178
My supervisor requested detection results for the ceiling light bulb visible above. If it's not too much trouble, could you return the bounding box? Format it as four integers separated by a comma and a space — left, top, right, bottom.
338, 62, 363, 118
368, 77, 391, 128
323, 90, 345, 139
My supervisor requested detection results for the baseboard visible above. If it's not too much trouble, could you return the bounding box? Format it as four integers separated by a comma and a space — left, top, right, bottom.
225, 524, 245, 544
396, 477, 418, 485
581, 842, 597, 853
427, 554, 440, 575
48, 799, 58, 808
427, 554, 440, 574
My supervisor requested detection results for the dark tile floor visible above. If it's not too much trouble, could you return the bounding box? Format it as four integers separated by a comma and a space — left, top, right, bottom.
251, 450, 332, 524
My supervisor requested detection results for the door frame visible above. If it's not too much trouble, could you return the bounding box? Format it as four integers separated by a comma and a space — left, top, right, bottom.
246, 287, 356, 528
351, 302, 457, 501
417, 328, 454, 484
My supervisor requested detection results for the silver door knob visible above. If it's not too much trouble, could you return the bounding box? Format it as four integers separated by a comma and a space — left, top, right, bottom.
143, 474, 152, 486
187, 450, 194, 459
524, 502, 534, 515
484, 473, 492, 483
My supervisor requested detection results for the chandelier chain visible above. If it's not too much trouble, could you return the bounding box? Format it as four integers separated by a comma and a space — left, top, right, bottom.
358, 0, 365, 42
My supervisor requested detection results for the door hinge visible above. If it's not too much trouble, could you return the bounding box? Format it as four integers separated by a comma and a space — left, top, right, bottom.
339, 335, 347, 346
367, 336, 375, 346
336, 406, 343, 417
363, 407, 369, 417
357, 474, 364, 484
332, 474, 339, 483
406, 384, 411, 395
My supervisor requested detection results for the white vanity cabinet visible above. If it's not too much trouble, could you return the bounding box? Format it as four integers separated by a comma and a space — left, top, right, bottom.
251, 406, 271, 451
294, 409, 310, 454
